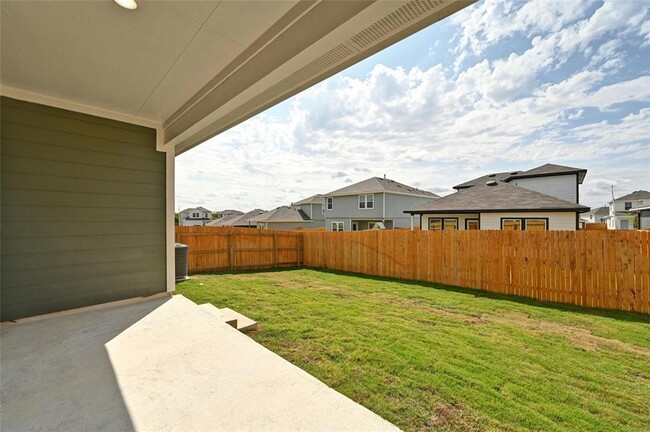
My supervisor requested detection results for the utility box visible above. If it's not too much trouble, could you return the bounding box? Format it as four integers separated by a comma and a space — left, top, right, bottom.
175, 243, 189, 281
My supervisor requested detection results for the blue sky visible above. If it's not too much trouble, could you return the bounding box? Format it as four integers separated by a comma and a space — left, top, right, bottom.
176, 0, 650, 212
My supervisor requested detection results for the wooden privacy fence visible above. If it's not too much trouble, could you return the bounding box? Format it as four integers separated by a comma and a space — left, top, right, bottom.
176, 227, 649, 314
176, 226, 302, 272
302, 230, 650, 314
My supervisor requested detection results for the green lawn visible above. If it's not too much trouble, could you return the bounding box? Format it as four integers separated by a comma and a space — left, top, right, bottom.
176, 269, 650, 432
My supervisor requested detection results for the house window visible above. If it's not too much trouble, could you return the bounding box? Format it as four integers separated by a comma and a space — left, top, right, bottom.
204, 212, 209, 218
465, 219, 479, 230
525, 219, 547, 231
624, 202, 632, 210
352, 222, 359, 231
429, 218, 442, 230
327, 197, 333, 210
331, 221, 344, 231
358, 194, 374, 209
444, 218, 458, 230
192, 212, 199, 218
428, 218, 458, 230
501, 219, 522, 230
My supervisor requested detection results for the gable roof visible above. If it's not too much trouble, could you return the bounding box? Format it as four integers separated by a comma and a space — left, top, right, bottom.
293, 194, 326, 205
252, 206, 312, 223
406, 181, 590, 214
580, 206, 609, 220
453, 164, 588, 190
614, 190, 650, 201
180, 206, 211, 213
206, 209, 266, 226
216, 209, 244, 216
453, 171, 516, 190
507, 163, 587, 183
325, 177, 438, 198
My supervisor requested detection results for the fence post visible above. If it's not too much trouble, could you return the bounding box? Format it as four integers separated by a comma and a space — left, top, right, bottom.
273, 232, 278, 268
297, 234, 302, 267
228, 233, 235, 271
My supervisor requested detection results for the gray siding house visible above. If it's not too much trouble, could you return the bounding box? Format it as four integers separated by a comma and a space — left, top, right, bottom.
324, 177, 438, 231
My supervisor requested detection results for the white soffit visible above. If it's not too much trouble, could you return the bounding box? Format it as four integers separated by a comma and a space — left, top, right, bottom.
0, 0, 474, 153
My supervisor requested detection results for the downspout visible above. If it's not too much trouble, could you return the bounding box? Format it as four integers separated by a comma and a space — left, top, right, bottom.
383, 192, 386, 223
410, 214, 414, 231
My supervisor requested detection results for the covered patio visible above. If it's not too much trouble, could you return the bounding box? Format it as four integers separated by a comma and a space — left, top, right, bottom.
1, 0, 474, 429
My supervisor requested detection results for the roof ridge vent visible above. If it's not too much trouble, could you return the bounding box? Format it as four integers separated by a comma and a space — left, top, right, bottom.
486, 180, 498, 186
488, 174, 496, 178
510, 171, 519, 175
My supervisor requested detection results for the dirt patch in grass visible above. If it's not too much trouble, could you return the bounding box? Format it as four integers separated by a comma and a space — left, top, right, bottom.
381, 293, 650, 357
488, 312, 650, 356
418, 402, 482, 432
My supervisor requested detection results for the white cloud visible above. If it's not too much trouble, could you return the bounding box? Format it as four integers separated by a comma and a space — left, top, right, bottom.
176, 0, 650, 211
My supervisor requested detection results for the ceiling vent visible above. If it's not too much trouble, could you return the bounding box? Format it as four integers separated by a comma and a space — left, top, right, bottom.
486, 180, 498, 186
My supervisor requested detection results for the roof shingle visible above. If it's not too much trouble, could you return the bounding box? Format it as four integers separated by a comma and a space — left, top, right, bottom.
407, 181, 590, 213
325, 177, 438, 198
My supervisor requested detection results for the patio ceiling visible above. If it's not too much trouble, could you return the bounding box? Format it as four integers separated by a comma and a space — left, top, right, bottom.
0, 0, 474, 154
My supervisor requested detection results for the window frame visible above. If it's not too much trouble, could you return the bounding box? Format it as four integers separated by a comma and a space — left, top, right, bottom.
331, 221, 344, 231
624, 201, 632, 210
500, 217, 549, 231
326, 197, 333, 210
501, 218, 523, 231
524, 218, 548, 231
428, 217, 459, 231
358, 194, 374, 210
465, 219, 480, 230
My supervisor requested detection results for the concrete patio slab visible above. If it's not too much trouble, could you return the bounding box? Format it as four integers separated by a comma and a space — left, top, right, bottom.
1, 294, 399, 432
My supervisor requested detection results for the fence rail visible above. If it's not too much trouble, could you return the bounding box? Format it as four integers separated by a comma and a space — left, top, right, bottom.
176, 227, 649, 314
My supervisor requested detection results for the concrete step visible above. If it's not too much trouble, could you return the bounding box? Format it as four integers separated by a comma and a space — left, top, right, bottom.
219, 308, 258, 332
198, 303, 237, 328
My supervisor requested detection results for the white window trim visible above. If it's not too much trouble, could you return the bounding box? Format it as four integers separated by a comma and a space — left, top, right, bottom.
326, 197, 333, 210
331, 221, 344, 231
358, 194, 374, 210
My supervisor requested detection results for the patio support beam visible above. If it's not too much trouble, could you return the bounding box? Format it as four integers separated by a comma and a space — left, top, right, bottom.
166, 148, 176, 292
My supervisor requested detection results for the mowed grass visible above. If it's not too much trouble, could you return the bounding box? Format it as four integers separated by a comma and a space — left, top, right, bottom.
176, 269, 650, 432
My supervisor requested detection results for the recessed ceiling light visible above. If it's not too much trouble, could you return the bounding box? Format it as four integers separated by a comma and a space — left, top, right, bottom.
114, 0, 137, 10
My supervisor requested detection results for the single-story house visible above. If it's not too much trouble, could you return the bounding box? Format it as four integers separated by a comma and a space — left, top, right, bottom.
206, 209, 266, 228
253, 206, 317, 230
406, 180, 590, 231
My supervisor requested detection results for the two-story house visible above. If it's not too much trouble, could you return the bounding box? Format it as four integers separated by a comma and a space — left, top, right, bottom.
406, 164, 590, 231
605, 190, 650, 230
323, 177, 438, 231
206, 209, 266, 227
178, 207, 212, 226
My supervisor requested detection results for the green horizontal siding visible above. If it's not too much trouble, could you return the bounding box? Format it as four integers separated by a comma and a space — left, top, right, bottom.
1, 97, 166, 321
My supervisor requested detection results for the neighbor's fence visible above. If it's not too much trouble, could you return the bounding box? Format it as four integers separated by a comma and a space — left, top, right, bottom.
175, 226, 302, 272
175, 227, 649, 314
302, 230, 650, 313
